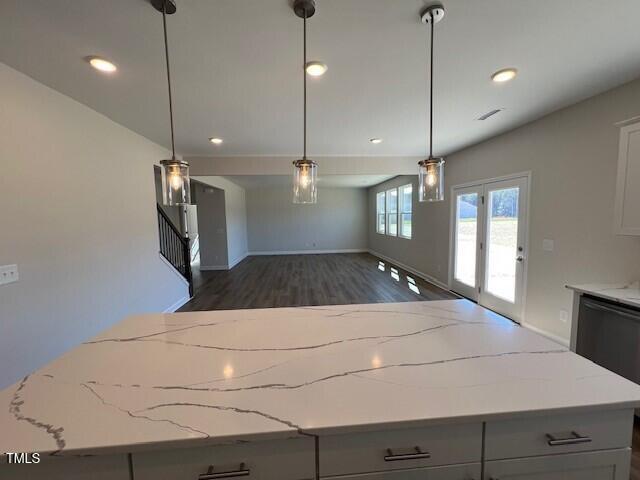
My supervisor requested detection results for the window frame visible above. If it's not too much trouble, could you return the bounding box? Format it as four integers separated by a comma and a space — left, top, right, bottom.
399, 184, 413, 239
376, 191, 386, 235
386, 188, 398, 237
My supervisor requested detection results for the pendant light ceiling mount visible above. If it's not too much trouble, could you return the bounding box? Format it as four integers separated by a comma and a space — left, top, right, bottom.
420, 3, 445, 24
293, 0, 316, 19
151, 0, 176, 14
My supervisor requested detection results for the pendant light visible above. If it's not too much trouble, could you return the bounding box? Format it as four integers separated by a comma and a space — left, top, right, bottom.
418, 3, 445, 203
292, 0, 318, 204
153, 0, 191, 206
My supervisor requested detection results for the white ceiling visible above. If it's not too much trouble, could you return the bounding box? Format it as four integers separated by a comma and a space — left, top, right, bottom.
211, 174, 395, 189
2, 0, 640, 158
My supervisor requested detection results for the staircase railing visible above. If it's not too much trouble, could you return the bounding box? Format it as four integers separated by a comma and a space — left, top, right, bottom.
157, 204, 193, 297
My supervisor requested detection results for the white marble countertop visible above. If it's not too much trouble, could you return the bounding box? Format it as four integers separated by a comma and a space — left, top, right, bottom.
2, 299, 640, 457
567, 282, 640, 309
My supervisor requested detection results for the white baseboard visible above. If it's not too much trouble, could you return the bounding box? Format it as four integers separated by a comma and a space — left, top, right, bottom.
164, 295, 191, 313
200, 265, 229, 271
521, 321, 570, 348
200, 253, 248, 271
248, 249, 367, 256
367, 249, 451, 292
228, 252, 248, 269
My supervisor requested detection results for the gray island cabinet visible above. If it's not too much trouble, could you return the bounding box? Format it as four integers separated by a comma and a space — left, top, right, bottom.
2, 301, 640, 479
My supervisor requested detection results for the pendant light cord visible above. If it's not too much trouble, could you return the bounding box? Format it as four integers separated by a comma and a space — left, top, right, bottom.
303, 11, 308, 160
162, 2, 176, 160
429, 11, 434, 159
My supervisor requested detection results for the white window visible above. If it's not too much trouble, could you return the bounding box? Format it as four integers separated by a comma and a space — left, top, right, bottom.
386, 188, 398, 236
399, 184, 412, 239
376, 191, 386, 234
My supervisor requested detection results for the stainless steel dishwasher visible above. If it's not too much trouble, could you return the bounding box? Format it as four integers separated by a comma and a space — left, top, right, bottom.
576, 295, 640, 386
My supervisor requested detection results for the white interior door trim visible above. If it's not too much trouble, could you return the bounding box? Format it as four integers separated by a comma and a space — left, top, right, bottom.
450, 171, 532, 191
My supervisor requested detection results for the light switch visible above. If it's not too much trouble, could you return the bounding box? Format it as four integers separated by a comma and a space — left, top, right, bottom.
0, 264, 19, 286
542, 239, 555, 252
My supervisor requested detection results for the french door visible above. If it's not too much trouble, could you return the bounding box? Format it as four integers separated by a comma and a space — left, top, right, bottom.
450, 175, 529, 322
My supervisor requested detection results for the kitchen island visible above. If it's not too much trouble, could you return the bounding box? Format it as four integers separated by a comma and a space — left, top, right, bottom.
2, 299, 640, 479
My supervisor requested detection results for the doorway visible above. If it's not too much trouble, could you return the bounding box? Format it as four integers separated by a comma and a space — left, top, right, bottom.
450, 173, 530, 323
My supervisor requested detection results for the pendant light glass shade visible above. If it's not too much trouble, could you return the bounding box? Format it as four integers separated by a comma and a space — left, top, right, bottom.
160, 159, 191, 206
293, 159, 318, 204
418, 158, 445, 202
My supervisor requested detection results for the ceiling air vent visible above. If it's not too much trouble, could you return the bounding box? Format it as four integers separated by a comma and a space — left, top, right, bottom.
477, 109, 503, 121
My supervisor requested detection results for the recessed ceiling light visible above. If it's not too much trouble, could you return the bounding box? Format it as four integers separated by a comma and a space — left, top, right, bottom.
492, 68, 517, 83
209, 137, 223, 145
305, 61, 328, 77
87, 56, 117, 73
370, 138, 383, 144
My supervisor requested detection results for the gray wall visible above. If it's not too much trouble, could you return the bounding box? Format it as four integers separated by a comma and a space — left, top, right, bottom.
0, 63, 189, 389
194, 182, 228, 269
369, 77, 640, 342
247, 187, 368, 253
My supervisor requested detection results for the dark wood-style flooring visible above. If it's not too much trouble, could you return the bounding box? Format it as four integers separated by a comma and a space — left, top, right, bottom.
179, 252, 457, 312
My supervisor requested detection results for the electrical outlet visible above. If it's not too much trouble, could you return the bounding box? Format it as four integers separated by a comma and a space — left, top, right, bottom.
559, 309, 569, 323
543, 239, 555, 252
0, 265, 19, 286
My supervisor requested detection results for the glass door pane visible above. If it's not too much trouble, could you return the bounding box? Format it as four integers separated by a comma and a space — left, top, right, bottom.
454, 193, 478, 287
485, 187, 519, 302
450, 185, 482, 302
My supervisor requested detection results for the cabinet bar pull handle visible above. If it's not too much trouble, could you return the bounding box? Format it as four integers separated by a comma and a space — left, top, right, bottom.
546, 431, 592, 446
582, 300, 640, 321
199, 463, 250, 479
384, 446, 431, 462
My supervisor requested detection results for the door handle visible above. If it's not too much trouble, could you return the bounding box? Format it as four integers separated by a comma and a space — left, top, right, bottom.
199, 464, 250, 479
